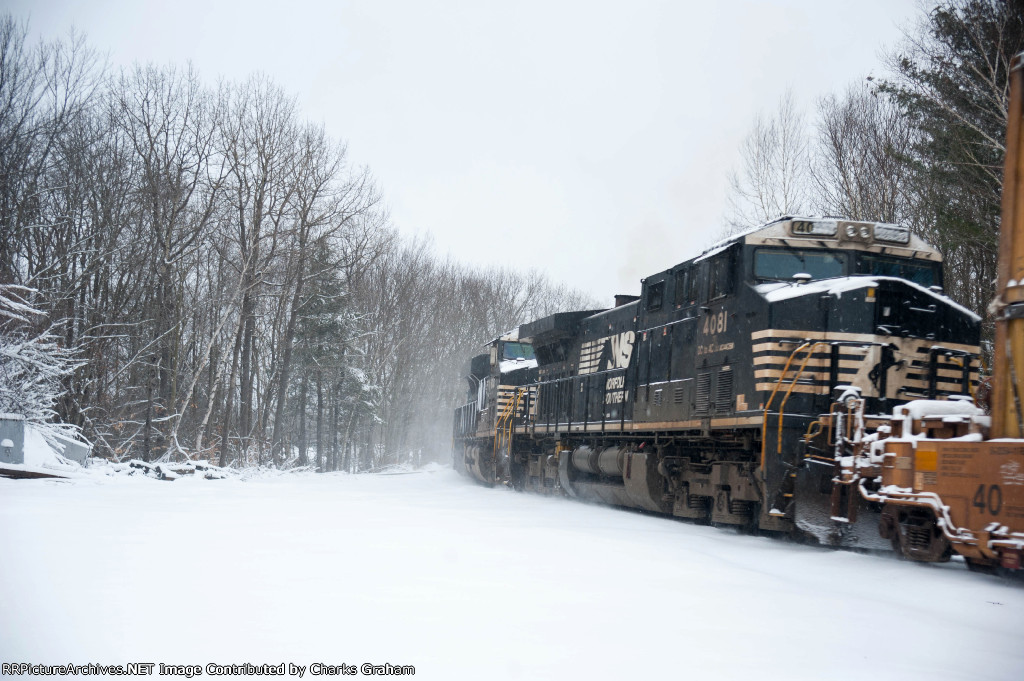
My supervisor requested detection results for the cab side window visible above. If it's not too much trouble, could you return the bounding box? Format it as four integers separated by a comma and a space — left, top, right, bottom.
688, 265, 702, 303
647, 281, 665, 311
708, 251, 735, 300
674, 269, 693, 306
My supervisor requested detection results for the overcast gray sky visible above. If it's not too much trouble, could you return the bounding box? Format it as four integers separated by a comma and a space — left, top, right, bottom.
11, 0, 919, 304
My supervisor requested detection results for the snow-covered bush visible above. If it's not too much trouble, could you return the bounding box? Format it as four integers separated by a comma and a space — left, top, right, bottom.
0, 284, 82, 438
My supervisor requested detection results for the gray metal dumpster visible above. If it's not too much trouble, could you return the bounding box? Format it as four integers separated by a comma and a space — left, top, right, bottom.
52, 432, 92, 465
0, 414, 25, 465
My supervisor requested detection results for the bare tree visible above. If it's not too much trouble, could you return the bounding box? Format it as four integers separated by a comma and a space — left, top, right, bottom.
113, 63, 223, 460
0, 13, 602, 470
218, 75, 300, 465
268, 124, 379, 464
726, 90, 810, 231
811, 81, 916, 223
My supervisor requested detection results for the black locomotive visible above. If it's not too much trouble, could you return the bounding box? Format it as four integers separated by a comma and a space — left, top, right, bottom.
453, 217, 981, 548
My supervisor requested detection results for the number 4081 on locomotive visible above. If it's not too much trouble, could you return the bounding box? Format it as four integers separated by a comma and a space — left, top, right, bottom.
453, 210, 1024, 571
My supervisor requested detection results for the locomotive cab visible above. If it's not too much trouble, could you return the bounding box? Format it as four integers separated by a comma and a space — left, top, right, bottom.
452, 329, 540, 485
736, 218, 977, 410
747, 220, 943, 287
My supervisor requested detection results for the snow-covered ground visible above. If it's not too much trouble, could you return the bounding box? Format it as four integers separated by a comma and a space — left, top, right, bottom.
2, 465, 1022, 681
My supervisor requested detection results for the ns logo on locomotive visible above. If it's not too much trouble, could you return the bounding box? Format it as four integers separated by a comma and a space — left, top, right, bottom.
452, 215, 1023, 571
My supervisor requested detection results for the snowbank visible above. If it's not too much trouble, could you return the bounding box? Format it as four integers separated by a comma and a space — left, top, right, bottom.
1, 467, 1021, 680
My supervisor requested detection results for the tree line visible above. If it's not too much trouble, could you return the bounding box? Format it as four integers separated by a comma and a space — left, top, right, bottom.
727, 0, 1024, 340
9, 1, 1013, 469
0, 15, 595, 469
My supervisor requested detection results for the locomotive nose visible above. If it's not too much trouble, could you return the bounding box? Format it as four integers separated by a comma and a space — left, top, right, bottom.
870, 278, 974, 343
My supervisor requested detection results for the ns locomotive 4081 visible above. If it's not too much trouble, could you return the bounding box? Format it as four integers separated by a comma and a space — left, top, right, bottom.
454, 215, 992, 554
453, 57, 1024, 572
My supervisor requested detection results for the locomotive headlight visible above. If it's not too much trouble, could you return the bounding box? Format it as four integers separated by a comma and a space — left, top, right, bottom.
859, 225, 871, 239
846, 225, 856, 238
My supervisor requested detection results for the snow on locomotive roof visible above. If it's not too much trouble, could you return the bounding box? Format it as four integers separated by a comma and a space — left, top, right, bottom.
693, 218, 781, 261
486, 326, 522, 346
695, 215, 823, 259
694, 216, 938, 263
693, 241, 733, 264
755, 276, 981, 321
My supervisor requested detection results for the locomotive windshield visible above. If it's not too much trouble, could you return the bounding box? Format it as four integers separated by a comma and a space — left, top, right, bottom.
754, 249, 846, 282
754, 247, 941, 287
502, 342, 535, 361
854, 254, 940, 287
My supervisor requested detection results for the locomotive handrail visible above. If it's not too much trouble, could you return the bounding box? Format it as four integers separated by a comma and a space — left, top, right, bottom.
777, 343, 833, 458
759, 341, 810, 472
494, 387, 525, 461
804, 418, 824, 442
760, 341, 830, 474
946, 355, 976, 401
494, 391, 513, 456
763, 339, 905, 472
454, 401, 479, 438
826, 400, 839, 446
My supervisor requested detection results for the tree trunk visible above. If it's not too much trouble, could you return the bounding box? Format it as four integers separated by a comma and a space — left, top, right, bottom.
238, 285, 255, 459
271, 259, 306, 463
316, 371, 324, 472
298, 374, 308, 466
219, 319, 244, 468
